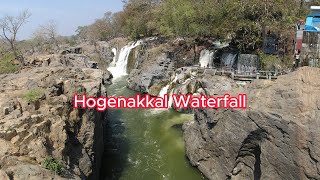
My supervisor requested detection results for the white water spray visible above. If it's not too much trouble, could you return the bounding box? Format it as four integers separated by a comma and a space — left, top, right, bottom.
108, 41, 143, 78
158, 74, 179, 109
221, 53, 237, 67
199, 50, 215, 68
159, 84, 169, 99
157, 84, 173, 110
167, 89, 174, 108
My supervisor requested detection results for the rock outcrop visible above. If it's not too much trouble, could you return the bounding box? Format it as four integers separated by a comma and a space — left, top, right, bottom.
126, 37, 201, 94
127, 52, 174, 93
0, 65, 108, 179
183, 67, 320, 180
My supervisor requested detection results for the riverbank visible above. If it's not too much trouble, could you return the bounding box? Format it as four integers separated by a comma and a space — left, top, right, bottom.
0, 51, 111, 179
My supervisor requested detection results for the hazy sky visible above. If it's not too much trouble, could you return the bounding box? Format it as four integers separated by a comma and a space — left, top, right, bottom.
0, 0, 124, 40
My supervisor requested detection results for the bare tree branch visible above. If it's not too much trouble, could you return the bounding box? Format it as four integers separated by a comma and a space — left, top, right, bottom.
32, 20, 59, 52
0, 10, 31, 65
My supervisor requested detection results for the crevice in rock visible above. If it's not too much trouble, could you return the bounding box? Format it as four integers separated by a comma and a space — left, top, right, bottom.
232, 129, 267, 180
307, 146, 319, 164
253, 145, 261, 180
7, 171, 14, 180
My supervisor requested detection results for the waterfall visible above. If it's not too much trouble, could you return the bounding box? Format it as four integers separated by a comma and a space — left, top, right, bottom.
221, 52, 237, 68
158, 84, 174, 109
237, 54, 258, 74
158, 74, 178, 108
159, 84, 169, 99
108, 41, 142, 78
199, 50, 215, 68
167, 89, 174, 108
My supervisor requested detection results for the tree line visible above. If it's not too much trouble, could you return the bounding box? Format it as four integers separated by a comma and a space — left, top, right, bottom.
77, 0, 320, 53
1, 0, 320, 67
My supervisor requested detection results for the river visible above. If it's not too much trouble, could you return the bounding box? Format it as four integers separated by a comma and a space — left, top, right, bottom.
101, 76, 204, 180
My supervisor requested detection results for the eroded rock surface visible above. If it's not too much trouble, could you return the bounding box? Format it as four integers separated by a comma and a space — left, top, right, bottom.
127, 53, 174, 93
0, 66, 107, 179
184, 67, 320, 180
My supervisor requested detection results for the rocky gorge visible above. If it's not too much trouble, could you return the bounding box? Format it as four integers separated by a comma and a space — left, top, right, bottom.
120, 38, 320, 179
1, 36, 320, 180
0, 48, 112, 179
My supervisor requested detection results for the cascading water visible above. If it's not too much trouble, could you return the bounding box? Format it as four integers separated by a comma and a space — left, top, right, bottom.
108, 41, 143, 78
199, 49, 215, 68
221, 52, 238, 68
159, 84, 169, 99
167, 89, 174, 108
237, 54, 259, 74
158, 74, 179, 108
158, 84, 174, 108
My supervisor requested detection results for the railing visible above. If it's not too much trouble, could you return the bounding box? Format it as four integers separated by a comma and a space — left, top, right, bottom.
193, 65, 279, 81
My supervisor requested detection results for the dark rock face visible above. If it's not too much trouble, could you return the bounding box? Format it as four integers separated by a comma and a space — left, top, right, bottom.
183, 67, 320, 180
127, 53, 174, 93
103, 70, 113, 85
60, 54, 92, 68
61, 47, 83, 55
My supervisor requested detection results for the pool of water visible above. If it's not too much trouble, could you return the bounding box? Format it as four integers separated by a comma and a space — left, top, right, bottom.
101, 76, 204, 180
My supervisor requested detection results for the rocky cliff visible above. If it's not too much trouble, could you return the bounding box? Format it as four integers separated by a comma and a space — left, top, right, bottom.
183, 67, 320, 179
0, 53, 111, 179
126, 38, 202, 94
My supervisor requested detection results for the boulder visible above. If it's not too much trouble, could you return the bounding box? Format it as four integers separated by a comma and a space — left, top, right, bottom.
103, 70, 113, 85
127, 53, 174, 93
184, 67, 320, 180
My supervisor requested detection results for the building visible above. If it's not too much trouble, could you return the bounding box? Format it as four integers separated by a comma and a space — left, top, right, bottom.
301, 6, 320, 67
305, 6, 320, 32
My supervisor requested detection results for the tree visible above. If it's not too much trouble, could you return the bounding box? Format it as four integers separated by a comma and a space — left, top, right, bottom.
220, 0, 301, 53
40, 20, 59, 47
0, 10, 31, 65
76, 0, 305, 54
76, 11, 125, 43
33, 20, 59, 52
122, 0, 160, 39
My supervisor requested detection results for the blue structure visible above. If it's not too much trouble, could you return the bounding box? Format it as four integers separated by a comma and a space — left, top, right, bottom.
305, 14, 320, 31
304, 6, 320, 32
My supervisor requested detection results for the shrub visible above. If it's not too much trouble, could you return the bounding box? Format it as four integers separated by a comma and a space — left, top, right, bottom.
43, 156, 65, 175
22, 88, 45, 103
0, 53, 18, 74
259, 53, 278, 70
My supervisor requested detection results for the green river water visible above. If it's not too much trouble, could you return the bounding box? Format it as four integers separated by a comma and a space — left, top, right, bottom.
101, 76, 204, 180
